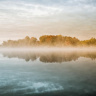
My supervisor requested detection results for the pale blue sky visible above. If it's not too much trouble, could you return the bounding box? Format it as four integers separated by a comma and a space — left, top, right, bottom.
0, 0, 96, 43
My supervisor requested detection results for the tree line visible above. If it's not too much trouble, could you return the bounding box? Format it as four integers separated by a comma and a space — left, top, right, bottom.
1, 35, 96, 47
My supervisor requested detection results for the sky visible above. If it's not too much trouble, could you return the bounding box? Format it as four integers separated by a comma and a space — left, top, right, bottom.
0, 0, 96, 43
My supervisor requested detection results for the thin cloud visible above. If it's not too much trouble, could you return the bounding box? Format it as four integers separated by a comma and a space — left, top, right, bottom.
0, 0, 96, 42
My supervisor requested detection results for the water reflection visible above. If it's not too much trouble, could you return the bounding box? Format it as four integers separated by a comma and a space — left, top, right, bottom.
1, 50, 96, 63
0, 49, 96, 96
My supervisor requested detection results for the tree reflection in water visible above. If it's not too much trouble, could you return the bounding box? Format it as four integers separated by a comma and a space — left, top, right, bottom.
1, 50, 96, 63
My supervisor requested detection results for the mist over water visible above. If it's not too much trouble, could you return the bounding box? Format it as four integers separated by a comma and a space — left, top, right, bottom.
0, 48, 96, 96
1, 48, 96, 62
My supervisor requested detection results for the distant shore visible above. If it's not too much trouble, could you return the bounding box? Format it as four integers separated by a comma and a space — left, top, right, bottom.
1, 35, 96, 48
0, 47, 96, 52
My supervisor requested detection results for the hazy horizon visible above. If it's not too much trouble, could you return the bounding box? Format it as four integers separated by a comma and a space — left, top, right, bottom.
0, 1, 96, 95
0, 0, 96, 43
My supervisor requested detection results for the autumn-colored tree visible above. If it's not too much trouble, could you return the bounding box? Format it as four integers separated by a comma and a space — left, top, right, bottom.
30, 37, 37, 46
1, 35, 96, 47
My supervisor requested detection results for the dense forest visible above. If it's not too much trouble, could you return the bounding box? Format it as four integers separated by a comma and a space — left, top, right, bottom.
1, 35, 96, 47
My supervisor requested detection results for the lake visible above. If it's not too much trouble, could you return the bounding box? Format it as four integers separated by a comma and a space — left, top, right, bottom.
0, 48, 96, 96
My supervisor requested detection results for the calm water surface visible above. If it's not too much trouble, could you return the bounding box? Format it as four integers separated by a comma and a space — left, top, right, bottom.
0, 49, 96, 96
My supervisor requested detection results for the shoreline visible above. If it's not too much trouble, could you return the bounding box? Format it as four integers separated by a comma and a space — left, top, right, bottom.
0, 47, 96, 52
